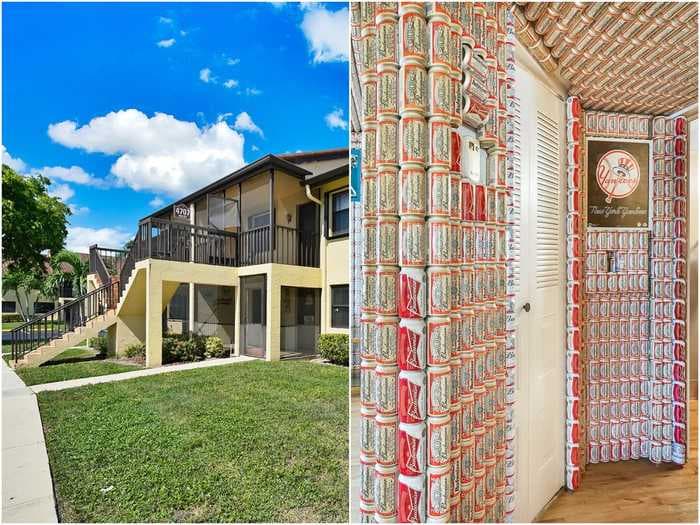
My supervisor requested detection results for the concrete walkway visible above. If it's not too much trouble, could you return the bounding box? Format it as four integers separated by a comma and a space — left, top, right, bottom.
30, 355, 256, 393
2, 360, 58, 523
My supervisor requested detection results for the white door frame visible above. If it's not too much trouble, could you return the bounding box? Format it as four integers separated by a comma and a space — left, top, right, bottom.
513, 41, 568, 523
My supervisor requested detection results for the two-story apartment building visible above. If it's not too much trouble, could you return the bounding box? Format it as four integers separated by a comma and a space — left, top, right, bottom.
10, 149, 349, 368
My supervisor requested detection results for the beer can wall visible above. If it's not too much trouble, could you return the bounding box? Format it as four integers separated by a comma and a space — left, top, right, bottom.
565, 96, 584, 490
564, 105, 690, 491
358, 2, 513, 522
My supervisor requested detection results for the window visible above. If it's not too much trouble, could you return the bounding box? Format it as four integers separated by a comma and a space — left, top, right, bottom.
33, 302, 54, 314
331, 284, 349, 329
248, 211, 270, 230
328, 188, 349, 237
2, 301, 16, 313
208, 192, 239, 230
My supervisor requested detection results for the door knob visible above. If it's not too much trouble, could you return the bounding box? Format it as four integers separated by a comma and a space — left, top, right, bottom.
521, 302, 531, 313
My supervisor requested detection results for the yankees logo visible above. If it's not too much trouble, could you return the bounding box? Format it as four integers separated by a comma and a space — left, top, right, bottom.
596, 150, 641, 203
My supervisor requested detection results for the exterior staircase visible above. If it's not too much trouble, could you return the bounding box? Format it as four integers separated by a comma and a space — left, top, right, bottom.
10, 245, 134, 369
17, 310, 118, 368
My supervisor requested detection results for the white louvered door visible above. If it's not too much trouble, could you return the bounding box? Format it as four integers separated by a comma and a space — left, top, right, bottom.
514, 61, 566, 522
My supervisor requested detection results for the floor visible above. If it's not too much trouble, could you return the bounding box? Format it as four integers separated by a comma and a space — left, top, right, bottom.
349, 396, 698, 523
30, 355, 256, 393
1, 360, 58, 523
538, 400, 698, 523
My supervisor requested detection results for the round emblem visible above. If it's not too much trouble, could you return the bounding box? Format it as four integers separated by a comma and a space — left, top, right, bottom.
596, 150, 641, 203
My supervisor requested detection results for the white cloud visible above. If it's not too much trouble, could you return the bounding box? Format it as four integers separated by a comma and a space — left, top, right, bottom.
48, 109, 246, 196
270, 1, 286, 8
199, 68, 215, 83
223, 79, 239, 89
300, 4, 349, 63
245, 87, 262, 96
66, 226, 132, 253
233, 112, 264, 137
1, 145, 28, 173
216, 112, 233, 123
149, 196, 165, 207
157, 38, 176, 48
34, 165, 107, 187
251, 145, 260, 152
69, 204, 90, 216
325, 107, 348, 130
159, 16, 173, 24
226, 57, 240, 66
48, 182, 75, 202
180, 30, 188, 36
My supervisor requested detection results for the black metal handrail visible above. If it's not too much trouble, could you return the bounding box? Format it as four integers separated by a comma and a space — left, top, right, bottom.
10, 280, 120, 363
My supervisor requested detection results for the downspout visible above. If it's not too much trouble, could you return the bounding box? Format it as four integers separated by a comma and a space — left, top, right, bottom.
305, 184, 322, 205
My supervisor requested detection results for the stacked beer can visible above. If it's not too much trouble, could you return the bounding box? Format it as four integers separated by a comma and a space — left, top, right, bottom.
585, 228, 651, 464
651, 116, 688, 466
670, 116, 687, 465
565, 96, 584, 489
358, 2, 379, 522
359, 2, 512, 522
503, 9, 518, 519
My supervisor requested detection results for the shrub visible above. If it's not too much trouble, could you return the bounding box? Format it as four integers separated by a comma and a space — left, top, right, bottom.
124, 343, 146, 359
317, 333, 349, 366
162, 334, 207, 364
205, 336, 228, 358
94, 334, 109, 357
2, 313, 24, 324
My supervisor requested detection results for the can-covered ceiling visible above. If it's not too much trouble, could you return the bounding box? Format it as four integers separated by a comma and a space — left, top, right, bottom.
513, 2, 698, 115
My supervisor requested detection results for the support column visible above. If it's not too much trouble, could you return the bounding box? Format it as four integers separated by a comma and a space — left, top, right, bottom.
266, 270, 280, 361
145, 265, 163, 367
188, 282, 195, 334
234, 282, 242, 356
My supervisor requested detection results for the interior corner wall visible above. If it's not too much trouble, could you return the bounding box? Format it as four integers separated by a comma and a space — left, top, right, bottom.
564, 106, 690, 489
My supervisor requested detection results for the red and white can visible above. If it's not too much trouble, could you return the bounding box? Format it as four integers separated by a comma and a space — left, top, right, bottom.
427, 217, 451, 266
399, 422, 426, 475
426, 266, 451, 316
400, 217, 426, 267
377, 216, 399, 265
398, 473, 426, 523
375, 316, 399, 365
399, 268, 427, 319
377, 168, 399, 216
375, 414, 399, 467
398, 318, 426, 371
427, 316, 451, 366
399, 370, 427, 424
427, 365, 451, 417
427, 415, 451, 468
375, 365, 399, 416
374, 464, 399, 519
376, 266, 399, 316
427, 167, 451, 217
400, 168, 427, 215
427, 465, 451, 520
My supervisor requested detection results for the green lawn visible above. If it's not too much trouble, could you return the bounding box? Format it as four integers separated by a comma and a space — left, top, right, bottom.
13, 347, 142, 386
38, 360, 348, 522
2, 320, 65, 331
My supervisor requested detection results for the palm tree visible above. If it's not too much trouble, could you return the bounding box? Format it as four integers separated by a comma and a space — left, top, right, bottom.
42, 250, 89, 300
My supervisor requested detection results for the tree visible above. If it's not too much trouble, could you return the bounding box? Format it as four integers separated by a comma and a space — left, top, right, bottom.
2, 165, 71, 275
2, 268, 43, 321
42, 250, 90, 300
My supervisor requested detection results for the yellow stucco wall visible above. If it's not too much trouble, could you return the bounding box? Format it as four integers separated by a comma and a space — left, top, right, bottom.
317, 177, 350, 335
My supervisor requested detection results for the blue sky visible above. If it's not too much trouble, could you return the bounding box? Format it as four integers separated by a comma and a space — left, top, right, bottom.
2, 1, 349, 252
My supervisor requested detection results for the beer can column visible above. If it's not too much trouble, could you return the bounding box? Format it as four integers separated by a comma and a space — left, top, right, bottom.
458, 5, 476, 524
375, 3, 401, 523
358, 3, 378, 522
671, 116, 687, 465
424, 3, 452, 522
565, 96, 583, 489
503, 7, 518, 518
397, 3, 429, 523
